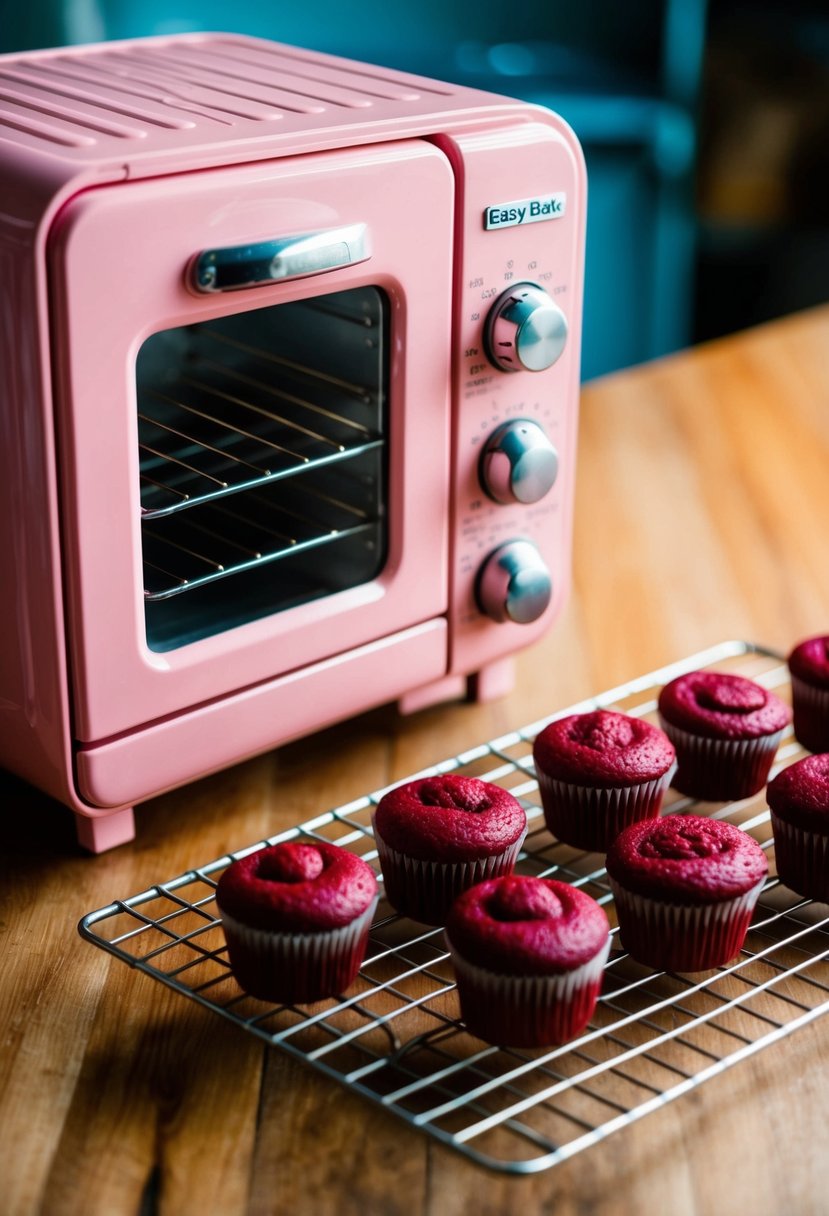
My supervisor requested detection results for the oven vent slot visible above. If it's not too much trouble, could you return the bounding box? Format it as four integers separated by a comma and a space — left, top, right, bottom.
0, 35, 457, 156
136, 287, 388, 650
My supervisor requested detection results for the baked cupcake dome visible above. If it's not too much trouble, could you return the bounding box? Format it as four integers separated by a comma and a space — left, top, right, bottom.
657, 671, 790, 801
445, 875, 611, 1047
606, 814, 768, 971
767, 753, 829, 901
372, 775, 526, 924
532, 710, 676, 852
216, 840, 378, 1003
788, 635, 829, 754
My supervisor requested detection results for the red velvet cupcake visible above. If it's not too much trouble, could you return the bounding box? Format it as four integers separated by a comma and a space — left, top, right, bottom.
606, 814, 768, 971
215, 840, 378, 1003
445, 875, 611, 1047
657, 671, 790, 801
767, 753, 829, 901
788, 635, 829, 754
532, 710, 676, 852
371, 775, 526, 924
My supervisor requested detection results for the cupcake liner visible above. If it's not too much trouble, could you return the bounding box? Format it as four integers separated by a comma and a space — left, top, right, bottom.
609, 878, 765, 971
535, 765, 676, 853
770, 812, 829, 902
219, 896, 378, 1004
658, 718, 783, 801
446, 934, 611, 1047
790, 676, 829, 754
371, 823, 526, 925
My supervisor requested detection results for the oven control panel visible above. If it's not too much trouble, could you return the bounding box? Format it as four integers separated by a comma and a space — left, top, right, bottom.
437, 120, 585, 676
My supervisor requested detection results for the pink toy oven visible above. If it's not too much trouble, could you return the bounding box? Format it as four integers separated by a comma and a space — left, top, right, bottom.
0, 33, 585, 851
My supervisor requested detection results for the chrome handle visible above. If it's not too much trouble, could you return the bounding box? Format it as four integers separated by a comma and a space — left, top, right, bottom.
192, 223, 371, 293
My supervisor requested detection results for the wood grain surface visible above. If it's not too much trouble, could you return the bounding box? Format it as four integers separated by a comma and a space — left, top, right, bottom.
2, 307, 829, 1216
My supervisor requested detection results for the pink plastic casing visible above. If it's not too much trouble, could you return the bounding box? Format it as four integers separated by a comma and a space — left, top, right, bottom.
0, 34, 585, 849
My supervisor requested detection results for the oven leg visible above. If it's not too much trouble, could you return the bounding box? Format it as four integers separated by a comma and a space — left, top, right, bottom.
397, 673, 467, 715
468, 657, 515, 703
397, 657, 517, 714
75, 807, 136, 853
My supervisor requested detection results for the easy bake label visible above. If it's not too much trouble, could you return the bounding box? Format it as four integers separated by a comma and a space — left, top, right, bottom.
484, 193, 567, 230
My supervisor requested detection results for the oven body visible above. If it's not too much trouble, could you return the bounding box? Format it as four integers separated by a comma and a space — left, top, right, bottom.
0, 34, 585, 850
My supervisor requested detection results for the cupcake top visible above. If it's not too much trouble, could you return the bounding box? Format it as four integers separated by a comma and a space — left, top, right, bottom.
767, 753, 829, 830
216, 840, 377, 932
445, 875, 610, 976
606, 814, 768, 904
372, 775, 526, 863
658, 671, 790, 740
788, 635, 829, 689
533, 710, 675, 789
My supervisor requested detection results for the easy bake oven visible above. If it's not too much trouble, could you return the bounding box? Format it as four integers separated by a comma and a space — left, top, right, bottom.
0, 33, 585, 850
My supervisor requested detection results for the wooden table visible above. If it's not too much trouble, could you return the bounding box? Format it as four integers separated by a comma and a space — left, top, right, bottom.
3, 307, 829, 1216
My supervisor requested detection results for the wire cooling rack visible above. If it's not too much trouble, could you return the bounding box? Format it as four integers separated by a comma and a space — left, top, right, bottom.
79, 640, 829, 1174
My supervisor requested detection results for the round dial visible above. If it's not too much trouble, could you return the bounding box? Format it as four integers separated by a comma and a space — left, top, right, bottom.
476, 540, 553, 624
484, 282, 568, 373
479, 419, 559, 505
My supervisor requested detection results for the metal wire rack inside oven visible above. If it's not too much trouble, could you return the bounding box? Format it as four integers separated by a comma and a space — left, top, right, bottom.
78, 641, 829, 1174
135, 286, 388, 652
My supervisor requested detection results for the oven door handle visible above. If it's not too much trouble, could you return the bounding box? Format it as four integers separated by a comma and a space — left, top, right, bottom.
191, 223, 371, 292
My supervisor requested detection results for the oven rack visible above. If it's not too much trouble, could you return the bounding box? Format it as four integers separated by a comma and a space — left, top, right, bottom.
78, 641, 829, 1175
138, 309, 383, 521
142, 488, 380, 601
138, 390, 382, 523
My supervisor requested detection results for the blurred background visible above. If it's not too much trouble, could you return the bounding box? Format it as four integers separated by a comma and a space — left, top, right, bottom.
4, 0, 829, 381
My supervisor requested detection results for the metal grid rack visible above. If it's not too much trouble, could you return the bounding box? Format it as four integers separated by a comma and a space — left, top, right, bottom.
138, 295, 385, 523
141, 472, 380, 601
138, 349, 382, 524
79, 641, 829, 1174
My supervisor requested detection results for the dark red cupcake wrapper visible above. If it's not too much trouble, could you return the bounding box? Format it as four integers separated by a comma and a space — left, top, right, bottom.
658, 718, 783, 801
790, 677, 829, 754
609, 878, 765, 971
535, 766, 676, 853
371, 821, 525, 924
770, 812, 829, 902
446, 935, 610, 1047
219, 897, 378, 1004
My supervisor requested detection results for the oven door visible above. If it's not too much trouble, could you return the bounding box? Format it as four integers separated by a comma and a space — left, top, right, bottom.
49, 139, 454, 743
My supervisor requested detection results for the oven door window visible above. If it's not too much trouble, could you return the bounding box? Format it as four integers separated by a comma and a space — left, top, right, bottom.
136, 287, 388, 652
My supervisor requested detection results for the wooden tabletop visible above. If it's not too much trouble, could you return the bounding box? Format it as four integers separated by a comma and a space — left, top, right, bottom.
3, 306, 829, 1216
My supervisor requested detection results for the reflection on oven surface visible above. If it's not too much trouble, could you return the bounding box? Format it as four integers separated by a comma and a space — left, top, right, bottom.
136, 286, 388, 650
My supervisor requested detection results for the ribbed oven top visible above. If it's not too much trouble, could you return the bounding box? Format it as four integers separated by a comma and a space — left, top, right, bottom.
0, 33, 500, 172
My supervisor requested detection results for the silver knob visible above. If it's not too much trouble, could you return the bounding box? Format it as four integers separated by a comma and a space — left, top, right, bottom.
484, 282, 568, 373
476, 540, 552, 624
480, 419, 559, 505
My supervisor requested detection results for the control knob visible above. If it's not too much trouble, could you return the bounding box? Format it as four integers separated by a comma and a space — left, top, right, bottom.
484, 282, 568, 373
476, 539, 552, 624
479, 418, 559, 505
